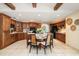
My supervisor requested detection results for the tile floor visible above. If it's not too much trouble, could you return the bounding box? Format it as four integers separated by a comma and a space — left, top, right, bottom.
0, 39, 79, 56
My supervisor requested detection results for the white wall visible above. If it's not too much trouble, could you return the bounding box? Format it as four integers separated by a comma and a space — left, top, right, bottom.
66, 12, 79, 50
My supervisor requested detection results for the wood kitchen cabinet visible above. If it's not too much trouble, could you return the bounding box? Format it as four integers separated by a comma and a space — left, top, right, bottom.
0, 13, 11, 49
17, 33, 23, 40
2, 14, 11, 32
3, 32, 15, 47
10, 33, 17, 42
11, 19, 16, 25
16, 33, 26, 40
56, 33, 66, 43
22, 23, 27, 29
0, 15, 3, 48
25, 22, 41, 28
0, 13, 41, 49
16, 21, 23, 32
0, 13, 17, 49
50, 20, 65, 29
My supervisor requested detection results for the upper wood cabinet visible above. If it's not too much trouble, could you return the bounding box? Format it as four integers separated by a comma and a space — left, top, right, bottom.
11, 19, 16, 25
51, 20, 65, 29
22, 23, 27, 29
22, 22, 41, 29
0, 14, 11, 32
16, 21, 23, 32
27, 22, 41, 28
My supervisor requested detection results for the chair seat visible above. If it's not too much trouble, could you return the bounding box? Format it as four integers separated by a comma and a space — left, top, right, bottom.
37, 41, 45, 45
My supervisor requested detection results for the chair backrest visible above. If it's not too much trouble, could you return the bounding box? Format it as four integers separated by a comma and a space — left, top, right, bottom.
31, 34, 37, 45
50, 33, 53, 40
47, 33, 53, 45
35, 33, 48, 45
36, 33, 48, 38
46, 33, 51, 45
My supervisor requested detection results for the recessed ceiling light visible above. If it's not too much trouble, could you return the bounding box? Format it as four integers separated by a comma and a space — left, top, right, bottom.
38, 14, 40, 16
30, 20, 34, 22
18, 14, 22, 16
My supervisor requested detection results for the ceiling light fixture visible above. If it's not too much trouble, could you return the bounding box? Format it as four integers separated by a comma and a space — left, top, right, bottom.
38, 14, 40, 16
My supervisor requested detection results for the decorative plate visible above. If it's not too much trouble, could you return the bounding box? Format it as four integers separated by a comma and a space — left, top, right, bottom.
70, 25, 76, 31
66, 18, 73, 25
74, 19, 79, 25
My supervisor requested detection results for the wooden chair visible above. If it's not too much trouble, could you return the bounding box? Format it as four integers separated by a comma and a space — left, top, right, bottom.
26, 34, 31, 48
50, 33, 54, 47
46, 33, 53, 52
29, 33, 53, 54
27, 33, 36, 48
29, 34, 37, 53
35, 33, 48, 54
29, 33, 47, 54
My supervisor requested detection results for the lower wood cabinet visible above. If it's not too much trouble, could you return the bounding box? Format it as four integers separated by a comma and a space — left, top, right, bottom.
56, 33, 66, 43
0, 32, 17, 49
10, 34, 17, 42
16, 33, 27, 41
4, 32, 11, 47
0, 32, 28, 49
0, 37, 2, 49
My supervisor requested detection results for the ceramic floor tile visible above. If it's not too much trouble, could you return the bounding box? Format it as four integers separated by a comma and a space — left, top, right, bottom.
0, 39, 79, 56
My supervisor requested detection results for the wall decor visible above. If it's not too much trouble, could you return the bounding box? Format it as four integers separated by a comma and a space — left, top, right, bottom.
70, 25, 76, 31
74, 19, 79, 25
66, 18, 73, 25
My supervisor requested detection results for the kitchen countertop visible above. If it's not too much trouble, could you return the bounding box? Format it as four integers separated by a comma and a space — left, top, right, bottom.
10, 32, 35, 35
10, 32, 27, 34
56, 32, 65, 34
57, 29, 66, 34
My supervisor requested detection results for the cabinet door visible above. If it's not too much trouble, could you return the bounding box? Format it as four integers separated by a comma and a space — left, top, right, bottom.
10, 34, 16, 42
0, 15, 3, 49
16, 22, 20, 32
3, 15, 11, 32
11, 20, 16, 25
23, 23, 27, 29
4, 32, 11, 47
56, 33, 65, 43
16, 22, 23, 32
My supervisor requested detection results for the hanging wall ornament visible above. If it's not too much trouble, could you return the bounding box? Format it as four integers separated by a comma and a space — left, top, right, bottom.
66, 18, 73, 25
70, 25, 76, 31
74, 19, 79, 25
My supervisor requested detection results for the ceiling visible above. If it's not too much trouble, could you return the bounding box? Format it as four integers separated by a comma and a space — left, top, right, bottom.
0, 3, 79, 23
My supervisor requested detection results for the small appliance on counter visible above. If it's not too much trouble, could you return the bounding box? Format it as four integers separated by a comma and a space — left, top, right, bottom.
10, 24, 16, 33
